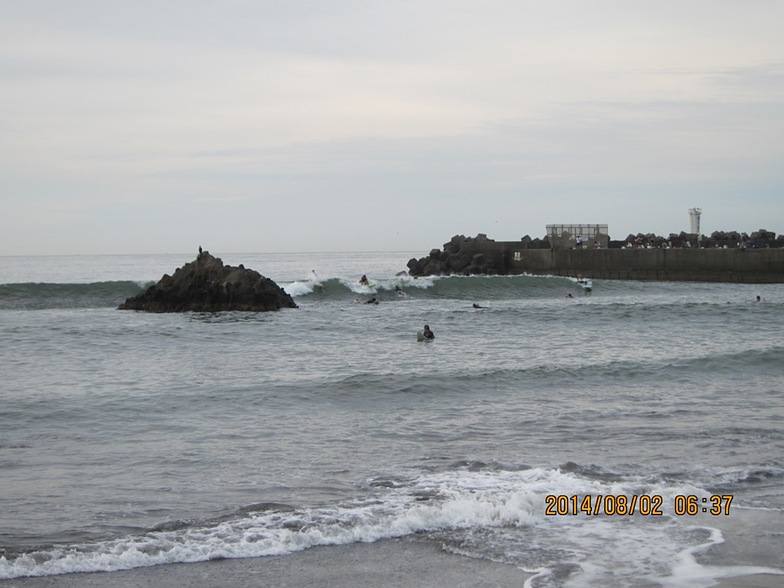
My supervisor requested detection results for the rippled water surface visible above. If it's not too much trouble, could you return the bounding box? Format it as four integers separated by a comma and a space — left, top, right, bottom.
1, 252, 783, 586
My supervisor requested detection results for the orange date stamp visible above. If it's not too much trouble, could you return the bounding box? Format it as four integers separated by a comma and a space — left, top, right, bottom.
544, 494, 733, 516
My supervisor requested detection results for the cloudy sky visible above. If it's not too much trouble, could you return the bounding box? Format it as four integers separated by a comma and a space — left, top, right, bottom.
2, 1, 782, 255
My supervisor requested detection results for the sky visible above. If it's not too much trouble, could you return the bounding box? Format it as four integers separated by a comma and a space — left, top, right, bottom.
1, 1, 783, 255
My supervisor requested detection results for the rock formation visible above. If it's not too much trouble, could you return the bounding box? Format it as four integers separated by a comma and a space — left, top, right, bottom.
407, 234, 490, 276
119, 251, 298, 312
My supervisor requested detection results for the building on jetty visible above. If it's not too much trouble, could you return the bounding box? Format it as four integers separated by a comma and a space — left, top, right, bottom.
546, 224, 609, 250
408, 230, 784, 284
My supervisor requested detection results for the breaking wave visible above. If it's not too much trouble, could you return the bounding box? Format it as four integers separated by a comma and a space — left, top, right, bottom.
2, 464, 781, 585
283, 274, 585, 301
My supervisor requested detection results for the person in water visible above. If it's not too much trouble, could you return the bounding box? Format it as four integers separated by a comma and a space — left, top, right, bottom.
422, 324, 434, 339
359, 274, 369, 285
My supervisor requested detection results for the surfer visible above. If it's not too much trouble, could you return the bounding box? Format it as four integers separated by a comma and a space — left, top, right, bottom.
359, 275, 369, 286
309, 270, 324, 291
472, 303, 482, 309
422, 324, 434, 339
576, 274, 592, 294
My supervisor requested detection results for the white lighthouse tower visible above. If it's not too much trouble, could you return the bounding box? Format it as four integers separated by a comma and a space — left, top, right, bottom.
688, 208, 702, 234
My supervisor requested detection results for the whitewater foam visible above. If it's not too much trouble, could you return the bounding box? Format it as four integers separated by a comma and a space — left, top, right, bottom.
4, 466, 781, 584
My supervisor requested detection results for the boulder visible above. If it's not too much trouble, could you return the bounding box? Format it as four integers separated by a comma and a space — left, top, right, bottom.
409, 234, 501, 276
448, 235, 466, 250
446, 253, 471, 273
422, 258, 446, 275
119, 250, 298, 312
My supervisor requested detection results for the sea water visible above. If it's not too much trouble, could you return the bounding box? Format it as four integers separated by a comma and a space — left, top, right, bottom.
1, 251, 783, 587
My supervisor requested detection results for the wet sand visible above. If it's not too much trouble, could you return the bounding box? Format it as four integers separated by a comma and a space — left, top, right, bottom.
3, 537, 782, 587
714, 576, 784, 588
0, 539, 532, 588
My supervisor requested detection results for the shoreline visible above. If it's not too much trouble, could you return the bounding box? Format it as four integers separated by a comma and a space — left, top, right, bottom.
3, 538, 782, 588
0, 539, 532, 588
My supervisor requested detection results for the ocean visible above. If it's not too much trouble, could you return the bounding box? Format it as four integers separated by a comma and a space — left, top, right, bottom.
1, 251, 783, 587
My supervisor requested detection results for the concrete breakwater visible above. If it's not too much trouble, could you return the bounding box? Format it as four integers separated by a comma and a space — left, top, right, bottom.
408, 236, 784, 283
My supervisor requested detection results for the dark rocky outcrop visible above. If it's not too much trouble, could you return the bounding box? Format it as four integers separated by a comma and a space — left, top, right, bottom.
119, 251, 297, 312
407, 234, 494, 276
610, 229, 781, 250
408, 233, 550, 276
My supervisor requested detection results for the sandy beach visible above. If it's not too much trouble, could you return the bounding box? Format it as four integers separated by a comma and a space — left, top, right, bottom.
714, 577, 784, 588
4, 538, 781, 588
0, 539, 532, 588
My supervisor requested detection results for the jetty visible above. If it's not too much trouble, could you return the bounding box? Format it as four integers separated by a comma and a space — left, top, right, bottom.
408, 232, 784, 284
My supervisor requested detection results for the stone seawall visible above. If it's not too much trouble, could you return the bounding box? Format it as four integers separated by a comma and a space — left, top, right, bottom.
435, 241, 784, 283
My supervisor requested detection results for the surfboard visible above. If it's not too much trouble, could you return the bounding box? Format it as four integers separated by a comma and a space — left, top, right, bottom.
416, 331, 425, 341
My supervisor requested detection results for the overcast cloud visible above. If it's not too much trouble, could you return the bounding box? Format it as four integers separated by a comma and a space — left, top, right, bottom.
1, 1, 782, 255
